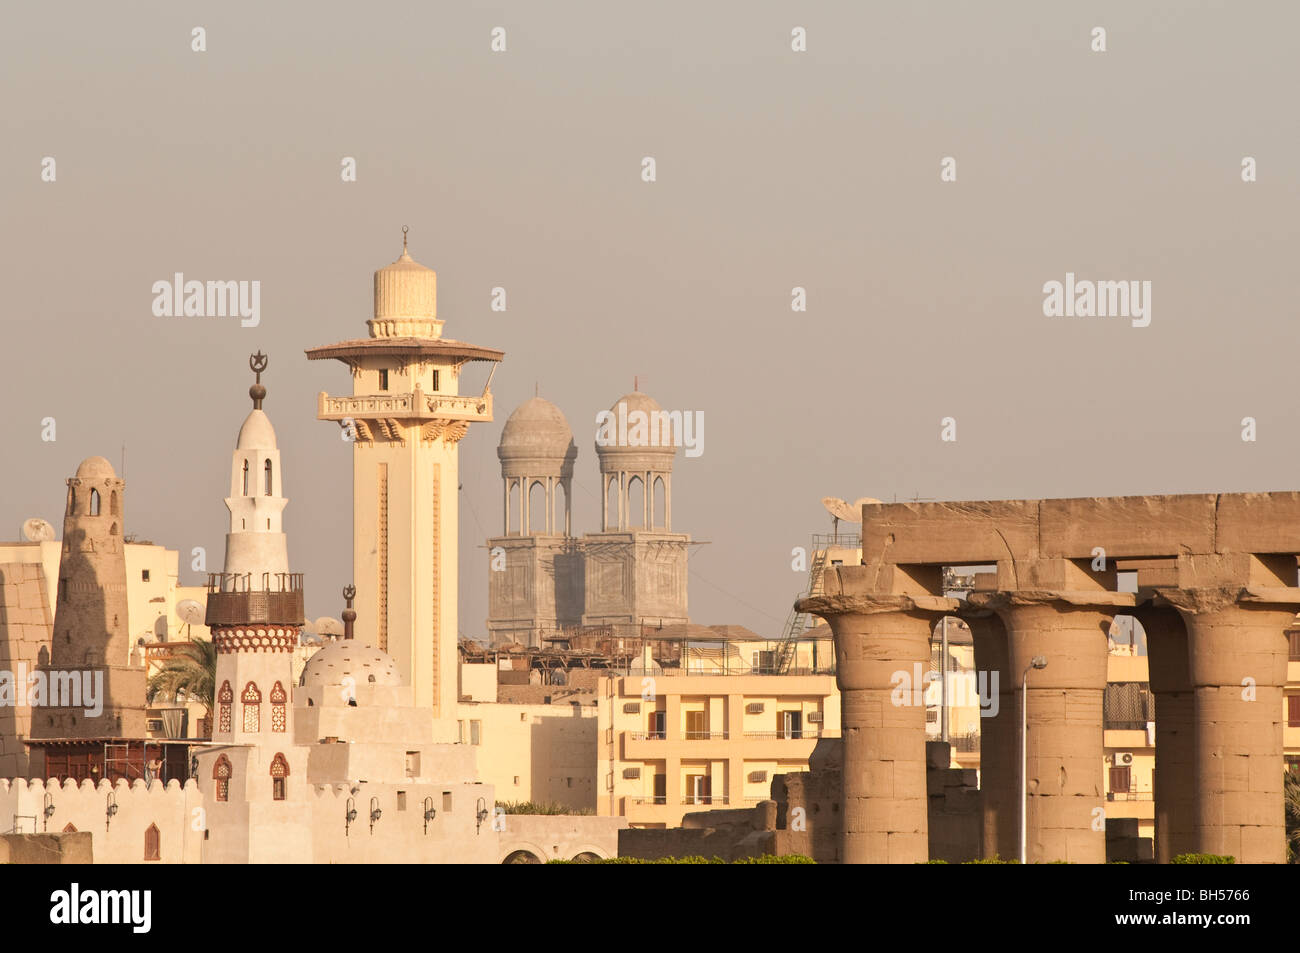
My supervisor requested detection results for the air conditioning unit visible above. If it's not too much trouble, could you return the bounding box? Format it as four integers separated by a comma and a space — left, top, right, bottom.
146, 719, 163, 733
745, 702, 765, 714
622, 767, 641, 779
1116, 752, 1134, 766
807, 711, 824, 724
622, 702, 641, 714
748, 771, 768, 783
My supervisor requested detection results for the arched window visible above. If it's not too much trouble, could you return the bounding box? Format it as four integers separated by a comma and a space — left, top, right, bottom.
605, 476, 619, 530
213, 754, 232, 802
242, 459, 249, 495
144, 823, 161, 861
653, 476, 666, 529
242, 682, 262, 732
217, 680, 233, 733
528, 480, 546, 533
270, 752, 289, 801
270, 682, 287, 733
627, 476, 645, 529
89, 489, 100, 516
264, 459, 273, 496
110, 490, 119, 516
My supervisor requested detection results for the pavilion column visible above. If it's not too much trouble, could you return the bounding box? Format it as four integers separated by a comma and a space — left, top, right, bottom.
1139, 607, 1197, 863
1169, 596, 1296, 863
967, 613, 1015, 859
973, 594, 1116, 864
800, 588, 954, 864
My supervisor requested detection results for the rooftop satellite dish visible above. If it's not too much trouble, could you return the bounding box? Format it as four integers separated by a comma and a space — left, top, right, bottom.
175, 599, 205, 626
22, 518, 55, 542
821, 498, 861, 524
315, 617, 343, 637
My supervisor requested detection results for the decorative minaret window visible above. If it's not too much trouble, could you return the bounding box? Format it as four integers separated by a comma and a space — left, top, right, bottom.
242, 682, 262, 732
270, 681, 287, 732
270, 752, 289, 800
242, 460, 249, 495
213, 755, 232, 802
144, 823, 161, 862
217, 681, 233, 733
264, 459, 273, 496
89, 489, 100, 516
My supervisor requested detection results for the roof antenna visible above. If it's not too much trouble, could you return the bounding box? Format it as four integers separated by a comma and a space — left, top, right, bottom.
402, 225, 409, 252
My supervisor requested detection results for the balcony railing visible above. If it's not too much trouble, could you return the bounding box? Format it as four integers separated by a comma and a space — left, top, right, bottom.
742, 729, 839, 740
317, 389, 492, 423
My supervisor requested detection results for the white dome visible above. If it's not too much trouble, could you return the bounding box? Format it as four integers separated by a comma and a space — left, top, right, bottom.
236, 409, 278, 450
300, 639, 403, 690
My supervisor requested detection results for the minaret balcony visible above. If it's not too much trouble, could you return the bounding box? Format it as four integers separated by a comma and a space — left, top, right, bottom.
317, 388, 492, 423
204, 572, 305, 626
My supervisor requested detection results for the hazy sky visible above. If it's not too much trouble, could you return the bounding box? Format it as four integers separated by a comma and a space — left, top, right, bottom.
4, 2, 1299, 638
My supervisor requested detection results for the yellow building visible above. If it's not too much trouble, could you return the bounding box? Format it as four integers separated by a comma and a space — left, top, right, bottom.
596, 667, 841, 828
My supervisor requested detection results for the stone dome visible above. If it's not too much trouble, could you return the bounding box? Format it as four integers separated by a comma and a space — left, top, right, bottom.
300, 640, 403, 692
75, 456, 117, 481
595, 391, 677, 469
236, 409, 278, 450
498, 398, 577, 480
371, 236, 440, 339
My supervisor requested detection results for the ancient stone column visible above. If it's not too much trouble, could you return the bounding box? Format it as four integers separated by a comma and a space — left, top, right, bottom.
967, 613, 1015, 859
972, 594, 1117, 863
1170, 595, 1295, 863
1140, 607, 1197, 863
800, 588, 954, 863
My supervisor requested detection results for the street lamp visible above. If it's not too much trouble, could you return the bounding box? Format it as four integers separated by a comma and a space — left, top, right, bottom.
1020, 655, 1048, 864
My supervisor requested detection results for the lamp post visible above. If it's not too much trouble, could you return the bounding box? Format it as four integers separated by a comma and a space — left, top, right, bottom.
1020, 655, 1048, 864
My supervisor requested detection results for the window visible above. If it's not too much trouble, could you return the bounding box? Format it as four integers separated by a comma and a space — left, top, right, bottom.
1287, 757, 1300, 780
141, 569, 150, 583
442, 791, 452, 812
1109, 765, 1132, 795
647, 710, 666, 740
397, 791, 407, 811
270, 682, 287, 732
1288, 695, 1300, 729
379, 369, 389, 391
241, 682, 262, 733
242, 459, 249, 495
213, 755, 232, 802
217, 681, 233, 733
270, 753, 289, 801
89, 489, 100, 516
778, 710, 803, 740
652, 774, 666, 804
685, 774, 711, 805
144, 823, 161, 861
1290, 630, 1300, 661
684, 710, 707, 740
432, 370, 440, 390
470, 720, 482, 745
405, 751, 420, 777
263, 459, 273, 496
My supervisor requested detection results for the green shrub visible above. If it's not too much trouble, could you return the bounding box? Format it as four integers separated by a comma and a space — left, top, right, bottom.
495, 800, 595, 816
546, 854, 814, 864
1170, 853, 1235, 864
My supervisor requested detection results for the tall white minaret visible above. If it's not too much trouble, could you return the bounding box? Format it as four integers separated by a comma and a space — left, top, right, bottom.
307, 230, 503, 718
204, 353, 304, 746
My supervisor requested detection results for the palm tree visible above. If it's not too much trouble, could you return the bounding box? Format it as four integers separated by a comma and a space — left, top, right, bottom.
1286, 771, 1300, 864
146, 638, 217, 727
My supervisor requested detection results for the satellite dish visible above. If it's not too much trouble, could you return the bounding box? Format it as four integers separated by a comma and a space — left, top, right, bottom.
315, 617, 343, 637
22, 518, 55, 542
175, 599, 206, 626
821, 497, 884, 524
